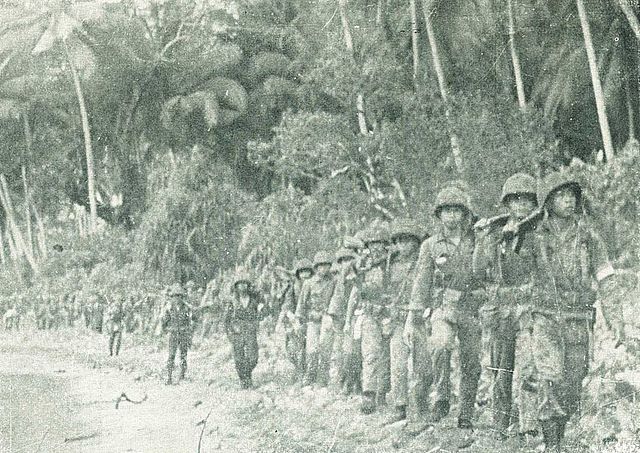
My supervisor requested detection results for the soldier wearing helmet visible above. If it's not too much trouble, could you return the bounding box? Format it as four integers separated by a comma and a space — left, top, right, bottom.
223, 267, 268, 389
404, 184, 484, 432
344, 219, 394, 414
316, 247, 359, 388
384, 218, 432, 427
277, 258, 314, 381
473, 172, 540, 440
295, 251, 336, 386
161, 283, 197, 385
520, 172, 623, 452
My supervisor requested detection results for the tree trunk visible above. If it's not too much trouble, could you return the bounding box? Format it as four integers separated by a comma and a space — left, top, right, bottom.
576, 0, 615, 162
422, 0, 464, 173
22, 109, 33, 256
65, 40, 98, 233
508, 0, 526, 110
0, 228, 6, 265
376, 0, 384, 26
626, 76, 637, 142
338, 0, 369, 135
0, 174, 37, 271
410, 0, 420, 89
618, 0, 640, 42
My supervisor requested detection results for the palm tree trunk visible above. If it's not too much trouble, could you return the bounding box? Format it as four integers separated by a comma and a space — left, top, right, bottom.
338, 0, 369, 135
65, 40, 98, 232
22, 109, 33, 256
0, 174, 37, 271
410, 0, 420, 89
422, 0, 464, 173
618, 0, 640, 42
508, 0, 526, 110
0, 229, 6, 265
576, 0, 615, 161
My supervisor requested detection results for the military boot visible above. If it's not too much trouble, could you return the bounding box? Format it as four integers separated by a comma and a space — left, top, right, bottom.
166, 368, 173, 386
540, 420, 561, 453
360, 391, 376, 414
383, 405, 406, 425
433, 400, 450, 422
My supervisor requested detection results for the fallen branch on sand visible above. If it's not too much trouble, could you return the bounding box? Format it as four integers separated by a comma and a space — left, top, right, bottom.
64, 432, 99, 443
115, 392, 148, 409
196, 408, 214, 453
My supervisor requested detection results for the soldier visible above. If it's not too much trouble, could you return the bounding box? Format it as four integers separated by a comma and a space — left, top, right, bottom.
385, 219, 432, 427
340, 232, 366, 396
404, 185, 484, 430
277, 258, 313, 381
317, 248, 357, 387
473, 173, 540, 439
296, 251, 336, 386
223, 268, 268, 389
107, 296, 126, 356
346, 220, 392, 414
525, 172, 624, 452
162, 283, 197, 385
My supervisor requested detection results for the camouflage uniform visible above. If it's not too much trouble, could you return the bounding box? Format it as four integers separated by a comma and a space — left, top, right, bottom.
408, 187, 484, 427
224, 268, 268, 389
295, 251, 336, 386
162, 284, 197, 384
387, 219, 432, 424
527, 173, 621, 449
473, 173, 540, 436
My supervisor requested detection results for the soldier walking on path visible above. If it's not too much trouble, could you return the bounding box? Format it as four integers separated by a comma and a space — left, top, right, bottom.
525, 172, 625, 452
162, 283, 197, 385
404, 185, 485, 431
347, 221, 393, 414
385, 219, 432, 428
277, 258, 313, 382
108, 296, 126, 356
223, 268, 268, 389
317, 247, 357, 387
473, 173, 541, 440
295, 251, 336, 386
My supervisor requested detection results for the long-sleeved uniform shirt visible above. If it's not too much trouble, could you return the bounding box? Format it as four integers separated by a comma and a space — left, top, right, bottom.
408, 229, 482, 311
295, 274, 336, 322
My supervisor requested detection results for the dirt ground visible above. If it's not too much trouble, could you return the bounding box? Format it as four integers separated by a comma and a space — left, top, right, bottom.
0, 327, 638, 453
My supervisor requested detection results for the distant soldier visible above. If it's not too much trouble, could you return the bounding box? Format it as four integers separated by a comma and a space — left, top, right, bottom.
473, 173, 540, 440
223, 268, 268, 389
385, 219, 431, 428
347, 220, 392, 414
340, 232, 366, 396
404, 186, 484, 430
107, 296, 126, 356
296, 251, 336, 386
3, 304, 19, 330
317, 247, 357, 387
525, 173, 624, 452
277, 258, 313, 381
162, 283, 197, 385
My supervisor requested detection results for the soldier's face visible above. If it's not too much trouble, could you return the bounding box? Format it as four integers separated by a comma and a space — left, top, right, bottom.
440, 206, 465, 229
235, 282, 249, 293
550, 188, 577, 218
506, 194, 537, 220
298, 269, 312, 280
315, 263, 331, 277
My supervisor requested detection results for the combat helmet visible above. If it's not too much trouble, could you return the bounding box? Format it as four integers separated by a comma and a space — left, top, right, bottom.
313, 251, 333, 267
294, 258, 313, 276
167, 283, 186, 297
538, 171, 582, 208
361, 219, 390, 245
233, 267, 253, 286
433, 186, 474, 218
500, 173, 538, 205
390, 218, 427, 243
335, 247, 357, 262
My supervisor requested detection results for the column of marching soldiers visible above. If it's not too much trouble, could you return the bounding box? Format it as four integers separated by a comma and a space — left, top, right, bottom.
0, 171, 626, 452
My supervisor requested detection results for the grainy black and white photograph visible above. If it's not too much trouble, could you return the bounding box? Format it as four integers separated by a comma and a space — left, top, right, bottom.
0, 0, 639, 452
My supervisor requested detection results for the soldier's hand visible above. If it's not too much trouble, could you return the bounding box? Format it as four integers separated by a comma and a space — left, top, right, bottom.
403, 312, 415, 346
611, 320, 626, 348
